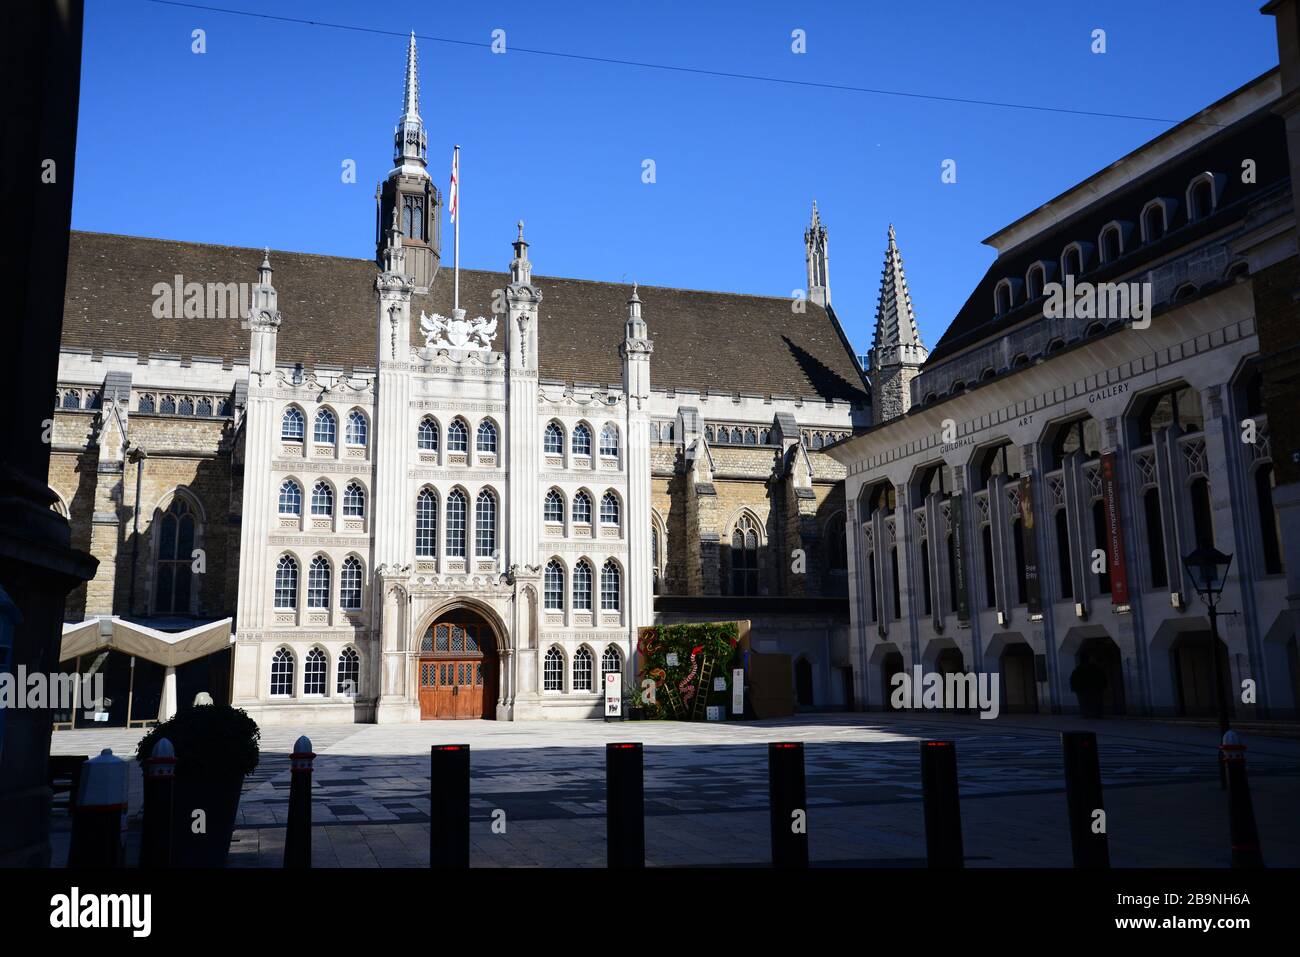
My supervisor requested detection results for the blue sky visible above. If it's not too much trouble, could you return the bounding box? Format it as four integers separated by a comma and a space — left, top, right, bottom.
74, 0, 1279, 355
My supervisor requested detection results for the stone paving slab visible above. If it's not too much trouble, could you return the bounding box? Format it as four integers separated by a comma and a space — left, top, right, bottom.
46, 713, 1300, 867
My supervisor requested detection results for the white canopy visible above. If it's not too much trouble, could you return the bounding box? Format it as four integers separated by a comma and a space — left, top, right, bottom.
61, 616, 233, 668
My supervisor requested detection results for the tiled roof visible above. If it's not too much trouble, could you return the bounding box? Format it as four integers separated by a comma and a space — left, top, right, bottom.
62, 231, 869, 404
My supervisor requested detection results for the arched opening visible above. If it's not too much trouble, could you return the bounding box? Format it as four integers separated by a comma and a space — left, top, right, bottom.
1072, 636, 1125, 716
881, 651, 905, 711
794, 657, 814, 708
417, 607, 500, 719
1170, 630, 1231, 718
999, 642, 1039, 713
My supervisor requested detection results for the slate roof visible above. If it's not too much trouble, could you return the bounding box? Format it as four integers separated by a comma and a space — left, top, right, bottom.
62, 231, 869, 404
925, 104, 1290, 365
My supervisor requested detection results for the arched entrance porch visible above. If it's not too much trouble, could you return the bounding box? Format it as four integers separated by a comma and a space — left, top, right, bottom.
415, 605, 503, 720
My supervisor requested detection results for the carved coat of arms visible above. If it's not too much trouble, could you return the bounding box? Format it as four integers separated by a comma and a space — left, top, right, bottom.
420, 307, 497, 350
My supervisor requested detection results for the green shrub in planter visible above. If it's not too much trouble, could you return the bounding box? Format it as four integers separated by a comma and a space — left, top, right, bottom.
137, 705, 260, 867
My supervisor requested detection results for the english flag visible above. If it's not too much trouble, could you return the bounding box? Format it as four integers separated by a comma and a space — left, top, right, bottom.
449, 146, 459, 223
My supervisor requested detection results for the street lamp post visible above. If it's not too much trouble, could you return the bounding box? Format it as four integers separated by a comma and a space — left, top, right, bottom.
1181, 545, 1234, 787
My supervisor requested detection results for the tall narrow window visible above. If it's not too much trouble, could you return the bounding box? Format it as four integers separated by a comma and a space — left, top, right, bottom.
307, 555, 331, 608
270, 648, 294, 696
446, 489, 467, 557
342, 482, 365, 518
337, 647, 360, 696
1012, 518, 1027, 604
573, 647, 594, 692
447, 419, 468, 453
572, 491, 592, 525
599, 424, 619, 457
573, 560, 593, 610
731, 514, 760, 596
946, 530, 958, 613
1256, 465, 1283, 575
1144, 488, 1168, 588
544, 560, 564, 610
919, 539, 932, 615
346, 410, 368, 446
314, 409, 336, 444
275, 555, 298, 609
340, 556, 362, 610
543, 648, 564, 691
982, 525, 996, 608
544, 489, 564, 523
1143, 203, 1166, 242
600, 491, 620, 526
601, 559, 621, 611
889, 546, 901, 620
1189, 178, 1213, 221
418, 417, 439, 451
476, 420, 497, 453
544, 422, 564, 454
572, 423, 592, 457
311, 481, 333, 516
415, 488, 437, 557
281, 407, 304, 441
475, 489, 497, 557
1055, 510, 1073, 599
868, 550, 878, 623
304, 648, 327, 695
602, 646, 622, 682
1190, 477, 1214, 549
1091, 501, 1111, 594
154, 497, 196, 615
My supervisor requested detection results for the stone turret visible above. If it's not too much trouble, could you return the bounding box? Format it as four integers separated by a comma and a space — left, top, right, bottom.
868, 225, 927, 423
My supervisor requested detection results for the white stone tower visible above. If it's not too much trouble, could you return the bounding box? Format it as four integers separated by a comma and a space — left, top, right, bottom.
620, 285, 654, 652
868, 224, 927, 423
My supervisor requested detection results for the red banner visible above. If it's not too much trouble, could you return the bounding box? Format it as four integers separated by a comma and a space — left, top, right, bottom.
1100, 451, 1130, 608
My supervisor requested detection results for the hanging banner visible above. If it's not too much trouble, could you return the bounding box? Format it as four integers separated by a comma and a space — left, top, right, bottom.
1019, 475, 1043, 618
951, 495, 970, 626
1100, 451, 1131, 610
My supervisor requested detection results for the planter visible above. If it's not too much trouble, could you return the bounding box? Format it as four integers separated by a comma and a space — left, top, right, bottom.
627, 707, 645, 721
170, 768, 245, 867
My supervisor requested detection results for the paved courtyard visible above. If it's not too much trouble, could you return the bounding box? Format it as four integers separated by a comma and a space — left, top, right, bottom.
49, 713, 1300, 867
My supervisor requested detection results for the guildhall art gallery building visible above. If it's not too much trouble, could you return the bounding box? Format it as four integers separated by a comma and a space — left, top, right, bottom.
827, 70, 1300, 720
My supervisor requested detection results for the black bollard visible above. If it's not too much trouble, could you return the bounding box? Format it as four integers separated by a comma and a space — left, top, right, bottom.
1220, 732, 1264, 868
920, 740, 963, 868
606, 743, 645, 868
68, 749, 129, 868
430, 744, 470, 868
1061, 731, 1109, 868
768, 742, 808, 868
139, 737, 175, 868
283, 735, 315, 868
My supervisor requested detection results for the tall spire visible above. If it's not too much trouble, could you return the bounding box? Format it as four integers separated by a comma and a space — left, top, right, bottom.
868, 225, 927, 423
804, 200, 830, 307
393, 31, 428, 175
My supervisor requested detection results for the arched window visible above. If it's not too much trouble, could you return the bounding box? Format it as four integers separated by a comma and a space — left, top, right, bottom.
1142, 202, 1167, 242
337, 647, 360, 696
995, 280, 1014, 315
270, 648, 294, 696
544, 489, 564, 523
475, 489, 497, 557
196, 397, 213, 416
1061, 245, 1083, 279
160, 394, 177, 414
573, 560, 593, 610
543, 647, 564, 691
1190, 477, 1214, 549
573, 490, 592, 525
307, 555, 331, 608
311, 481, 334, 516
154, 497, 196, 614
573, 647, 594, 692
1055, 509, 1073, 600
572, 423, 592, 457
744, 428, 758, 446
599, 424, 619, 456
544, 560, 565, 610
600, 560, 621, 611
418, 417, 439, 451
342, 482, 365, 517
314, 409, 336, 444
1011, 353, 1030, 369
544, 422, 564, 454
281, 407, 305, 441
1045, 338, 1065, 356
178, 396, 196, 416
415, 488, 437, 557
704, 425, 715, 443
476, 420, 498, 453
275, 555, 298, 608
304, 648, 327, 695
731, 513, 760, 595
602, 646, 622, 682
137, 393, 156, 413
340, 556, 363, 610
278, 478, 300, 514
447, 419, 468, 452
1099, 225, 1122, 264
1137, 385, 1203, 446
1256, 464, 1283, 575
1026, 264, 1046, 299
1188, 176, 1215, 222
346, 410, 368, 446
445, 489, 467, 557
59, 389, 80, 409
1144, 487, 1168, 588
600, 491, 620, 525
825, 513, 847, 572
731, 427, 743, 444
651, 526, 661, 592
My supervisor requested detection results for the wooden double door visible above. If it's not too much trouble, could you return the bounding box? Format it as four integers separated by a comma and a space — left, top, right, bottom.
418, 619, 496, 719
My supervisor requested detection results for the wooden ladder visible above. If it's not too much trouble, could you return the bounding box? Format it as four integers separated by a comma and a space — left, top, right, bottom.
690, 656, 715, 721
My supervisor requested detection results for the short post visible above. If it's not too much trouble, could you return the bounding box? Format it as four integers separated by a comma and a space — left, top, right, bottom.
139, 737, 175, 868
606, 742, 645, 868
1220, 731, 1264, 868
920, 740, 963, 868
430, 744, 470, 868
68, 749, 129, 868
1061, 731, 1109, 868
283, 735, 314, 868
768, 742, 808, 868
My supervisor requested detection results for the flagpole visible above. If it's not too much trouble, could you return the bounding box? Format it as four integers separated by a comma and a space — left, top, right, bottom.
453, 144, 460, 313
